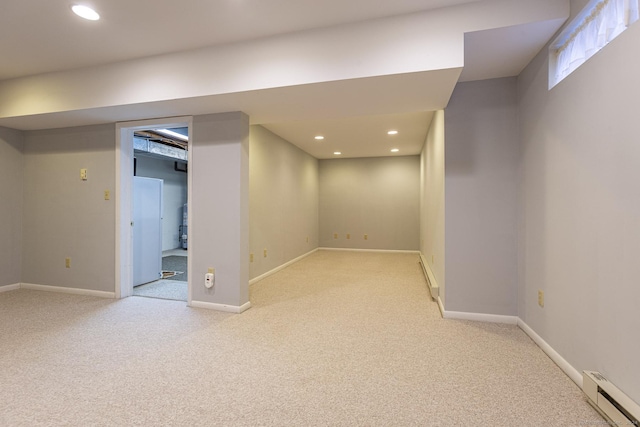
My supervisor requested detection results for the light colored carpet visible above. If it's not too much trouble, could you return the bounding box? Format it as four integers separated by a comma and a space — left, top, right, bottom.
133, 279, 187, 301
0, 251, 603, 426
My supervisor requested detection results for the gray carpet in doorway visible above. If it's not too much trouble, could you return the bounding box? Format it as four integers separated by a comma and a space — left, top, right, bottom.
162, 256, 187, 281
133, 279, 187, 301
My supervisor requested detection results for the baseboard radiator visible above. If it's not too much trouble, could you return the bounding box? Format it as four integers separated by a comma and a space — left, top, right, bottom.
418, 256, 438, 300
583, 371, 639, 426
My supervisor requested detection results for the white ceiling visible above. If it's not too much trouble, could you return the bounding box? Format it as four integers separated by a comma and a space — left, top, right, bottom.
0, 0, 567, 159
263, 112, 435, 159
0, 0, 482, 81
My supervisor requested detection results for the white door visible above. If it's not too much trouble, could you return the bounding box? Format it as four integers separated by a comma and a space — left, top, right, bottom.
133, 176, 163, 286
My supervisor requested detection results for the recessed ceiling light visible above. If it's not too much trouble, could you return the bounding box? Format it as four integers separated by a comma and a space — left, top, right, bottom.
387, 130, 398, 135
314, 136, 324, 140
334, 152, 341, 155
391, 148, 399, 153
72, 5, 100, 21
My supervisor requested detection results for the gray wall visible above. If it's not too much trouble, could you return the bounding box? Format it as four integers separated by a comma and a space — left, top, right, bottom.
135, 155, 188, 251
249, 126, 318, 280
319, 156, 420, 250
518, 14, 640, 402
420, 110, 446, 298
191, 112, 249, 307
0, 127, 24, 287
444, 78, 519, 315
22, 124, 116, 292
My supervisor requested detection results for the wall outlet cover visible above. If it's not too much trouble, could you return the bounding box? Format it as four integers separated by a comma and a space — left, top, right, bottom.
538, 290, 544, 307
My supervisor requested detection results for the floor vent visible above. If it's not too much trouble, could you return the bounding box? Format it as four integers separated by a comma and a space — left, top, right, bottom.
583, 371, 639, 426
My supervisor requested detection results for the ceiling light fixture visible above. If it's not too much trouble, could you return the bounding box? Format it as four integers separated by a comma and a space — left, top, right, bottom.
314, 136, 324, 140
334, 152, 342, 155
387, 130, 398, 135
155, 129, 189, 142
71, 5, 100, 21
391, 148, 399, 153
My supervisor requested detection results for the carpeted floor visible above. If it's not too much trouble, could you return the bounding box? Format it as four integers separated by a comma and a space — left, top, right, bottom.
132, 255, 188, 301
0, 251, 604, 426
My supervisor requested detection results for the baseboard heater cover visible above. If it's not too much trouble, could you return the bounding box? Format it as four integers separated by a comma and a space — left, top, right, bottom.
583, 371, 639, 426
418, 257, 438, 299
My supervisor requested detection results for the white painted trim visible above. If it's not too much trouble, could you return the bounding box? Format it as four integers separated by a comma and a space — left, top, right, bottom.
433, 306, 582, 388
249, 248, 318, 285
20, 283, 115, 299
437, 296, 445, 317
115, 116, 193, 302
186, 120, 193, 307
442, 309, 518, 325
517, 318, 582, 388
0, 283, 21, 293
115, 124, 133, 299
319, 247, 419, 254
190, 300, 251, 313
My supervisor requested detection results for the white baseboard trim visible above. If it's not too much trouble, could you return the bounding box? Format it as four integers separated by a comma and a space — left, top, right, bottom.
319, 247, 419, 254
0, 283, 21, 293
433, 301, 581, 388
190, 300, 251, 313
20, 283, 115, 299
517, 318, 582, 388
249, 248, 318, 285
442, 309, 519, 325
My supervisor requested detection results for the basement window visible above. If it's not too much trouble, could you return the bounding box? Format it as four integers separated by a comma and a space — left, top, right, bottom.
549, 0, 639, 89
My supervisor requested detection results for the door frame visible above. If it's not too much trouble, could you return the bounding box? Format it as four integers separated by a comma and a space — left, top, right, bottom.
115, 116, 193, 302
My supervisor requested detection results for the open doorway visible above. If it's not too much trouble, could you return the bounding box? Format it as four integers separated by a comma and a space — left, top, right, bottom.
132, 127, 189, 301
115, 117, 192, 304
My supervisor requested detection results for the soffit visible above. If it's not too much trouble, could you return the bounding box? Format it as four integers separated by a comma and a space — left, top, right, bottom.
0, 0, 482, 80
0, 0, 568, 159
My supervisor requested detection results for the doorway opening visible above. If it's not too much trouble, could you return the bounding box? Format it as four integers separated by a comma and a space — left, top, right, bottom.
116, 117, 193, 304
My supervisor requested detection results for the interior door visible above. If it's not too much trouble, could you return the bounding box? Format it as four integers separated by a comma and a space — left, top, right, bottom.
133, 176, 163, 286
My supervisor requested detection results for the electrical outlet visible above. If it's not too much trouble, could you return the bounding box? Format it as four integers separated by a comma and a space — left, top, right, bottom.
538, 290, 544, 307
346, 233, 351, 239
104, 190, 110, 200
65, 258, 71, 268
364, 234, 368, 240
333, 233, 338, 239
263, 249, 267, 257
80, 169, 87, 181
250, 253, 254, 262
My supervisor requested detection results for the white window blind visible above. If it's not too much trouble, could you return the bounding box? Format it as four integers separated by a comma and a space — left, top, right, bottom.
549, 0, 639, 88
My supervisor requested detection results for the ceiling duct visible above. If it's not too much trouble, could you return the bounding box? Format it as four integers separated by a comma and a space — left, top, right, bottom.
134, 130, 188, 150
134, 136, 187, 162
